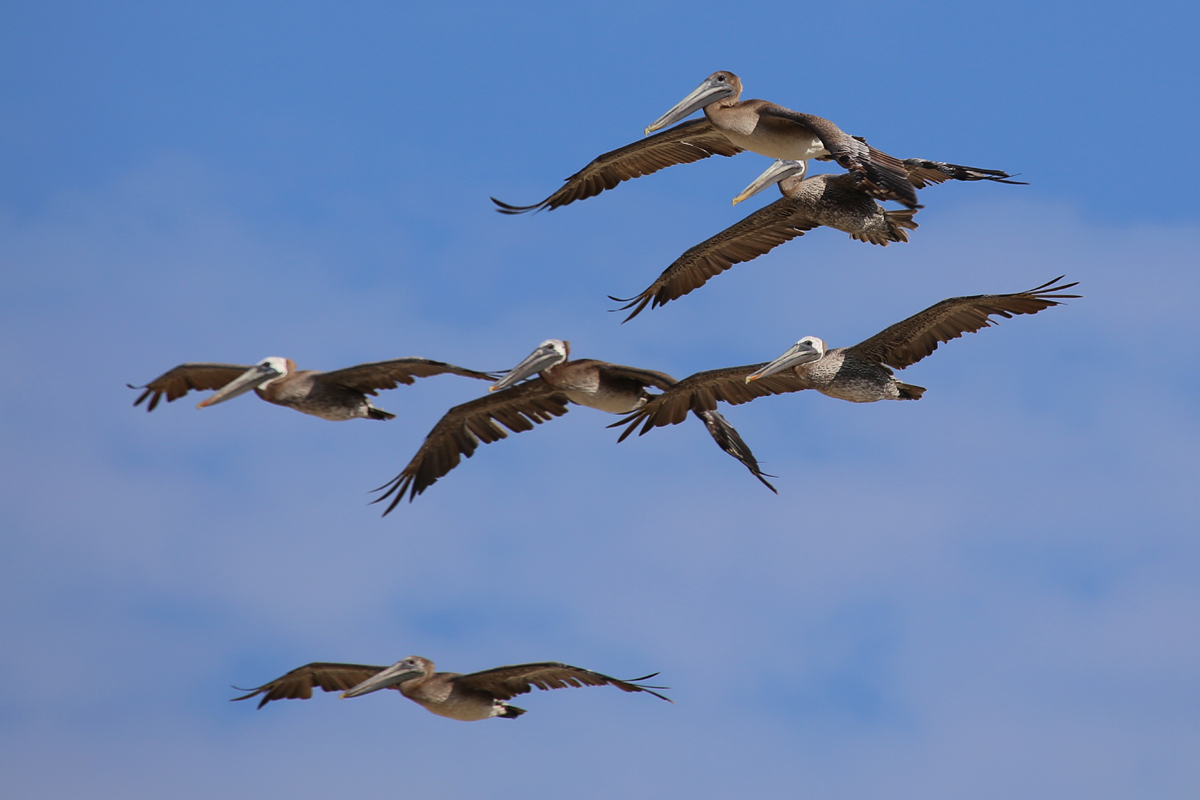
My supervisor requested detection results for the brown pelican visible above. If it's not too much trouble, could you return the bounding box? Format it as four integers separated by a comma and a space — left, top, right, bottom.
130, 357, 497, 421
645, 71, 921, 208
612, 158, 1026, 321
614, 278, 1080, 440
373, 339, 775, 512
233, 655, 671, 721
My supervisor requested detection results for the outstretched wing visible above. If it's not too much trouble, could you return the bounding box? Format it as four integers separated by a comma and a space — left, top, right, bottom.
593, 364, 775, 490
612, 363, 811, 441
693, 408, 777, 493
372, 380, 571, 512
902, 158, 1027, 189
455, 662, 672, 703
231, 663, 389, 709
755, 104, 918, 208
129, 363, 254, 411
611, 197, 821, 322
594, 362, 678, 391
491, 119, 742, 214
847, 276, 1081, 370
320, 358, 498, 395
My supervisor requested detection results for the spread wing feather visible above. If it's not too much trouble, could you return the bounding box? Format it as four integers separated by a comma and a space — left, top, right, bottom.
320, 358, 498, 395
372, 380, 571, 512
902, 159, 1027, 189
456, 662, 672, 703
231, 663, 389, 709
491, 119, 742, 214
129, 363, 254, 411
847, 277, 1081, 369
612, 364, 811, 441
594, 363, 678, 391
611, 197, 821, 321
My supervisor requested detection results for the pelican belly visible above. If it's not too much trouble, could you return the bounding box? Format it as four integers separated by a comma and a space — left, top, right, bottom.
815, 380, 894, 403
412, 694, 498, 722
564, 387, 646, 414
297, 403, 372, 421
723, 128, 827, 161
263, 381, 373, 421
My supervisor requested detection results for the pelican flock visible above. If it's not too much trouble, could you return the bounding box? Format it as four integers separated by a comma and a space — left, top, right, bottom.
372, 338, 776, 512
125, 68, 1079, 761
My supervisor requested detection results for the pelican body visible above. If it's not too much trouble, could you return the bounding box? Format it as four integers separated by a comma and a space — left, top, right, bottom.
613, 157, 1024, 322
646, 71, 920, 208
373, 339, 775, 511
130, 356, 497, 421
615, 278, 1080, 440
233, 655, 671, 721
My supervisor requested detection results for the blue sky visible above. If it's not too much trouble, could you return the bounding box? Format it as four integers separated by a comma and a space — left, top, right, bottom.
2, 1, 1198, 797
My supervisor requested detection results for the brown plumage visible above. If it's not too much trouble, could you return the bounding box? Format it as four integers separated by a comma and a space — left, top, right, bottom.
232, 655, 671, 721
129, 356, 497, 421
491, 119, 743, 214
614, 278, 1080, 440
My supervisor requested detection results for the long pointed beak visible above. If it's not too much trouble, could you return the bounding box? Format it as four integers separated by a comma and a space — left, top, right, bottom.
341, 663, 424, 698
196, 363, 282, 408
732, 159, 807, 205
490, 345, 562, 392
645, 77, 736, 135
745, 342, 822, 383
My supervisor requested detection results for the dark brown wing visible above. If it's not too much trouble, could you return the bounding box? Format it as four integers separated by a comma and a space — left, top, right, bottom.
319, 358, 498, 395
902, 158, 1027, 189
594, 362, 678, 391
231, 663, 388, 709
612, 363, 812, 441
847, 277, 1081, 370
755, 104, 919, 208
694, 408, 777, 493
372, 380, 571, 512
593, 364, 775, 490
611, 197, 820, 322
491, 119, 743, 214
128, 363, 254, 411
455, 662, 672, 703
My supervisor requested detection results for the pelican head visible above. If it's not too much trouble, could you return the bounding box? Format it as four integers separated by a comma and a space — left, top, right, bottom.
645, 71, 742, 136
732, 159, 807, 205
197, 357, 292, 408
341, 656, 431, 699
745, 337, 826, 383
490, 339, 570, 392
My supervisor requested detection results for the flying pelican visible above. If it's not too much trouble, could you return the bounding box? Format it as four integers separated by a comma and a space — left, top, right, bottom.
233, 655, 671, 721
130, 357, 497, 421
611, 158, 1026, 321
613, 278, 1080, 441
373, 339, 775, 512
645, 70, 920, 207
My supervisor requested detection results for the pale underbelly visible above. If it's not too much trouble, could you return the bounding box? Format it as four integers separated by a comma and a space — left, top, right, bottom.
564, 388, 646, 414
417, 696, 496, 721
724, 129, 828, 161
